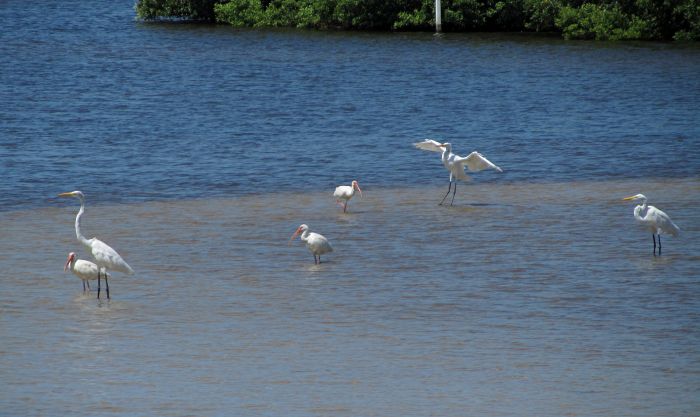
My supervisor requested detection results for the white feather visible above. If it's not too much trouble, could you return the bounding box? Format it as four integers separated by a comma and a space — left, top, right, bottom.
413, 139, 445, 153
456, 151, 503, 173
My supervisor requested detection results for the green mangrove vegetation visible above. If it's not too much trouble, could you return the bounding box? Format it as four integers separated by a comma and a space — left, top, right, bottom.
135, 0, 700, 40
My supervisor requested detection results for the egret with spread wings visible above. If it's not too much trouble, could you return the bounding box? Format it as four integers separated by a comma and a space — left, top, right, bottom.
414, 139, 503, 205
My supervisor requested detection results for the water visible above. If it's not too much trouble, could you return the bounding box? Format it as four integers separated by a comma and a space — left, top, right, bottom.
1, 1, 700, 416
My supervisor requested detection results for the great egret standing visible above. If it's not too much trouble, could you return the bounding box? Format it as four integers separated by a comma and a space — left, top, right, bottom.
414, 139, 503, 205
64, 252, 109, 292
334, 180, 362, 213
289, 224, 333, 264
58, 191, 134, 299
623, 193, 680, 255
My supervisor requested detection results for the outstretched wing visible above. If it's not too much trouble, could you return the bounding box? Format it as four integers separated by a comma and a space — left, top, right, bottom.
456, 151, 503, 172
413, 139, 444, 153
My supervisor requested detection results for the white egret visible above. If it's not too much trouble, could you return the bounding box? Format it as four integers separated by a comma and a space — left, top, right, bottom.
289, 224, 333, 264
414, 139, 503, 205
64, 252, 110, 293
623, 193, 680, 255
334, 180, 362, 213
58, 191, 134, 299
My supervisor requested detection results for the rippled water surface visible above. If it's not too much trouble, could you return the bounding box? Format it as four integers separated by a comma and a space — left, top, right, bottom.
1, 0, 700, 416
2, 1, 700, 209
2, 180, 700, 416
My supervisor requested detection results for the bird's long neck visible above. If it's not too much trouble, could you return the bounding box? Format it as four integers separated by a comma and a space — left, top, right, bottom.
68, 258, 76, 272
441, 146, 450, 162
75, 197, 91, 247
633, 202, 648, 223
300, 229, 310, 243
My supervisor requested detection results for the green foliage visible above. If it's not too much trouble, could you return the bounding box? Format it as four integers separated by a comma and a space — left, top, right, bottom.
393, 7, 431, 30
214, 0, 263, 26
524, 0, 561, 31
136, 0, 700, 41
556, 3, 647, 40
673, 0, 700, 40
136, 0, 220, 21
442, 0, 488, 30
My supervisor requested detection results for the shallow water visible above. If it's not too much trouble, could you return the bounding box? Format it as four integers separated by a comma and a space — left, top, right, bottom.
2, 0, 700, 415
1, 178, 699, 416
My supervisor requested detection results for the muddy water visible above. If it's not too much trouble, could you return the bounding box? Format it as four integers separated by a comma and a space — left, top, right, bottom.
1, 178, 698, 416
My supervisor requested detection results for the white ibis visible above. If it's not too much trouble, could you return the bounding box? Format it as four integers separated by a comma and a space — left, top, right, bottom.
333, 180, 362, 213
289, 224, 333, 264
64, 252, 110, 292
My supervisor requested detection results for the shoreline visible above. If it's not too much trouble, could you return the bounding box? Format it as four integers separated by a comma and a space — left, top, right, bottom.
5, 176, 697, 215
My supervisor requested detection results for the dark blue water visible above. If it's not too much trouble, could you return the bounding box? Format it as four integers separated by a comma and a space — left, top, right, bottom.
1, 0, 699, 210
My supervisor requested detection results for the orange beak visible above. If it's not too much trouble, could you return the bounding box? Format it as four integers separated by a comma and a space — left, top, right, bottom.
289, 227, 302, 244
64, 254, 74, 272
354, 181, 363, 198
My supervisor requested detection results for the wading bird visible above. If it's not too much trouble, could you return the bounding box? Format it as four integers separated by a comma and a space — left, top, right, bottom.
64, 252, 110, 293
58, 191, 134, 299
623, 193, 680, 255
414, 139, 503, 205
334, 180, 362, 213
289, 224, 333, 264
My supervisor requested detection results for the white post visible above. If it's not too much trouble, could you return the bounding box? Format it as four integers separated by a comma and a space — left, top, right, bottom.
435, 0, 442, 33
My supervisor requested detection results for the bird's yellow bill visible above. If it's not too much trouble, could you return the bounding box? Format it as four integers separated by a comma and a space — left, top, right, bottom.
58, 192, 75, 197
622, 195, 637, 201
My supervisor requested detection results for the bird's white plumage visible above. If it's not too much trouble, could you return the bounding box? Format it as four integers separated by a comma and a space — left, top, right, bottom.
333, 180, 362, 212
334, 185, 355, 200
414, 139, 502, 181
457, 151, 503, 173
625, 194, 680, 236
413, 139, 444, 153
65, 252, 110, 282
414, 140, 502, 205
302, 232, 333, 255
86, 237, 135, 274
623, 193, 680, 255
58, 191, 134, 279
290, 224, 333, 263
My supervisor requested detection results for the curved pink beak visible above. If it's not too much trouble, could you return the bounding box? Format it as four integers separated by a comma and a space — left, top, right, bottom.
64, 254, 74, 272
353, 181, 362, 198
289, 227, 302, 244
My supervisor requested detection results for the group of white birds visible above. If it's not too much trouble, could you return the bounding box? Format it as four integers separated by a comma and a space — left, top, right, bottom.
58, 139, 681, 298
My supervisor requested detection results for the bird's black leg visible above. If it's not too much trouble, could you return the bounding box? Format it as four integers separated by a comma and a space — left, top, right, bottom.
82, 280, 86, 292
652, 234, 656, 256
450, 181, 457, 206
343, 202, 347, 213
105, 271, 110, 299
97, 270, 101, 299
86, 280, 91, 291
658, 235, 661, 255
439, 181, 452, 205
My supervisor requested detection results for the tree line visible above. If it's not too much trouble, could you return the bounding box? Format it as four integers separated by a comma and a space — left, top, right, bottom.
135, 0, 700, 40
